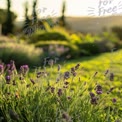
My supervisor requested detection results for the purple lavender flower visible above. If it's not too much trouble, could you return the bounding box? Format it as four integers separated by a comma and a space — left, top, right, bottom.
75, 63, 80, 70
6, 75, 11, 84
71, 67, 75, 73
90, 92, 95, 98
93, 72, 98, 77
6, 64, 11, 69
10, 60, 16, 71
91, 97, 98, 105
96, 85, 102, 95
20, 65, 29, 76
104, 70, 109, 76
110, 73, 114, 81
64, 71, 70, 80
36, 72, 45, 78
112, 98, 117, 103
67, 96, 71, 100
57, 89, 62, 97
64, 81, 69, 85
30, 79, 35, 85
51, 87, 55, 93
89, 92, 98, 105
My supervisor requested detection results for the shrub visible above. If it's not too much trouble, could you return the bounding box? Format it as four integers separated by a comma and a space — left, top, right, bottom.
28, 31, 69, 44
112, 26, 122, 40
79, 42, 100, 56
0, 43, 42, 68
35, 40, 80, 59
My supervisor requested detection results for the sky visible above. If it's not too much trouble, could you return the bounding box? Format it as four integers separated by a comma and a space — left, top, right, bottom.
0, 0, 122, 21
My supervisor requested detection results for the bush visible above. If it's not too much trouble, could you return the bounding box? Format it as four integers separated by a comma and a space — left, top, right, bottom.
112, 26, 122, 40
0, 43, 42, 68
35, 40, 80, 59
28, 31, 69, 44
79, 42, 100, 56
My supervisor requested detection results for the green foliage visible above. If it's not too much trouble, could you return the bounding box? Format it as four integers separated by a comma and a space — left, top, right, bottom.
0, 42, 42, 68
0, 50, 122, 121
29, 31, 69, 43
35, 40, 79, 59
2, 0, 14, 35
0, 9, 16, 24
100, 32, 119, 44
112, 26, 122, 40
79, 42, 100, 55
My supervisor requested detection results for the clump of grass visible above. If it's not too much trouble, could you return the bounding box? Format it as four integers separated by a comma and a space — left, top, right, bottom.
0, 60, 122, 122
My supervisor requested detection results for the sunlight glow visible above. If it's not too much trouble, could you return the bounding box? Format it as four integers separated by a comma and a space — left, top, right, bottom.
0, 0, 122, 21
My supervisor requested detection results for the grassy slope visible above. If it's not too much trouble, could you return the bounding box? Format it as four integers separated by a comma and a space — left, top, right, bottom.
47, 50, 122, 87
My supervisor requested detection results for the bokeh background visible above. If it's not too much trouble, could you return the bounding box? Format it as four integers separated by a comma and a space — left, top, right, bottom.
0, 0, 122, 68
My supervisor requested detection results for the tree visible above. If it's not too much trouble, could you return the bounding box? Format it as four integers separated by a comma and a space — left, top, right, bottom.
59, 0, 66, 27
23, 1, 31, 35
32, 0, 38, 25
2, 0, 14, 35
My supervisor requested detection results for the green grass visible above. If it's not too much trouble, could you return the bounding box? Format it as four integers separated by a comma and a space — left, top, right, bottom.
0, 50, 122, 122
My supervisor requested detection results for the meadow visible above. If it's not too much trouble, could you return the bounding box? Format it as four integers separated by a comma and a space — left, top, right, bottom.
0, 49, 122, 122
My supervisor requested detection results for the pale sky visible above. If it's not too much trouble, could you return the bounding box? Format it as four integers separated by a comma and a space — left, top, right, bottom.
0, 0, 122, 21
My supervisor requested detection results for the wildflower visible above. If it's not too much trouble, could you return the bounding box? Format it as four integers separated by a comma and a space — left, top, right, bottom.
57, 89, 62, 97
109, 87, 114, 92
36, 72, 45, 78
72, 71, 77, 77
10, 60, 16, 71
51, 87, 55, 93
6, 75, 11, 84
93, 71, 98, 77
20, 65, 29, 76
6, 64, 11, 69
96, 85, 102, 95
64, 71, 70, 80
91, 97, 98, 105
112, 98, 117, 103
71, 67, 75, 73
89, 92, 98, 105
62, 112, 71, 122
64, 81, 69, 85
45, 86, 51, 92
110, 73, 114, 81
71, 67, 77, 77
67, 96, 71, 100
90, 92, 95, 98
75, 63, 80, 70
30, 79, 35, 85
0, 64, 4, 74
104, 70, 109, 76
7, 70, 13, 76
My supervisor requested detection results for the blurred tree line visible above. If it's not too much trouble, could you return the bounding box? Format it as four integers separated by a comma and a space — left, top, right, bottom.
0, 0, 66, 35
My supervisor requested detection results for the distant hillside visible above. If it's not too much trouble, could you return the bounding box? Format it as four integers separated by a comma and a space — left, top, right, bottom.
15, 16, 122, 33
66, 16, 122, 33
